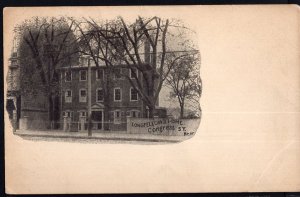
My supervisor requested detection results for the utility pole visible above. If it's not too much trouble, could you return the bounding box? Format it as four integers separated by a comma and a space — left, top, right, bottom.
87, 57, 92, 136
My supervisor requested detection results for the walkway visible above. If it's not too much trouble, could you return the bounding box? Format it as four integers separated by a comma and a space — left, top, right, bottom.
14, 129, 193, 143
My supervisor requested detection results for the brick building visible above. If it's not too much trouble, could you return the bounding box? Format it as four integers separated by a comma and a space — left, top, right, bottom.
7, 36, 166, 132
7, 52, 50, 130
59, 53, 166, 132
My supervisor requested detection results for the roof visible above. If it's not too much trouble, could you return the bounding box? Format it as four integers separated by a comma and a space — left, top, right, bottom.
58, 64, 132, 70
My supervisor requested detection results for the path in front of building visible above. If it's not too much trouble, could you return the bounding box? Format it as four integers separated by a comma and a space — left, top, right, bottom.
14, 129, 193, 144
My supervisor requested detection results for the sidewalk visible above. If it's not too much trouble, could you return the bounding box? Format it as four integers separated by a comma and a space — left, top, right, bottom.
15, 129, 193, 143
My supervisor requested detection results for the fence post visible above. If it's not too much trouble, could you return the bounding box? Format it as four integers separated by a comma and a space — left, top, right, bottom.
127, 117, 131, 134
67, 117, 72, 132
80, 116, 86, 131
63, 116, 68, 132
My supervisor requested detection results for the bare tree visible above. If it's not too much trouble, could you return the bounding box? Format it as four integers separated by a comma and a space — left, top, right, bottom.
186, 73, 202, 114
17, 17, 79, 128
70, 18, 120, 131
165, 53, 201, 118
73, 16, 199, 118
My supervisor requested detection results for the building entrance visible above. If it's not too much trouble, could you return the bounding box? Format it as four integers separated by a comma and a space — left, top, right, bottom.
91, 110, 103, 130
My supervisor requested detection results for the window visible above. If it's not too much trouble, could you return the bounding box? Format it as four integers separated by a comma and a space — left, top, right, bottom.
66, 90, 72, 97
96, 69, 104, 81
114, 88, 121, 101
132, 111, 137, 118
96, 88, 104, 102
79, 89, 87, 102
114, 68, 122, 79
78, 111, 87, 129
114, 110, 121, 124
12, 52, 18, 58
130, 68, 138, 79
11, 60, 18, 66
131, 110, 140, 118
79, 70, 87, 81
63, 111, 73, 118
79, 111, 86, 117
130, 88, 138, 101
65, 90, 72, 103
65, 70, 72, 82
149, 53, 153, 64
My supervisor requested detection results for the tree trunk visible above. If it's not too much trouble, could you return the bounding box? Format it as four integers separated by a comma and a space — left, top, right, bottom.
179, 99, 185, 119
180, 104, 184, 119
148, 105, 154, 118
148, 76, 155, 118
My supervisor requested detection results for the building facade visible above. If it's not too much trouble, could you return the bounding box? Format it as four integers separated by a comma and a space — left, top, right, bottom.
7, 36, 166, 132
59, 60, 155, 132
6, 51, 21, 128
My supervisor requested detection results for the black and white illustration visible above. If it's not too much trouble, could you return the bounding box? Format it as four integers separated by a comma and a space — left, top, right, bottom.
6, 15, 202, 144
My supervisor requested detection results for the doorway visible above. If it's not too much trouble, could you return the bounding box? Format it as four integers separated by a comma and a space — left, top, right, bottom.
91, 110, 103, 130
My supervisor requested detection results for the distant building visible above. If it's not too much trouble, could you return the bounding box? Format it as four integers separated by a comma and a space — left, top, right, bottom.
7, 37, 51, 130
6, 50, 21, 127
7, 53, 49, 130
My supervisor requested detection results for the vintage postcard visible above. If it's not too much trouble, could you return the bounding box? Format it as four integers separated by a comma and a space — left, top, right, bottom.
4, 5, 300, 194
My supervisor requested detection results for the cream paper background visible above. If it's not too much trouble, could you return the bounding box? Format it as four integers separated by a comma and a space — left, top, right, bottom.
4, 5, 300, 194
